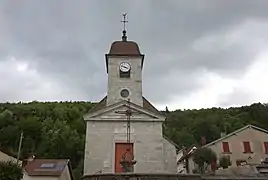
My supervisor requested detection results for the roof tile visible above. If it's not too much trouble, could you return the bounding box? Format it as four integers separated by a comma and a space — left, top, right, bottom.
108, 41, 141, 55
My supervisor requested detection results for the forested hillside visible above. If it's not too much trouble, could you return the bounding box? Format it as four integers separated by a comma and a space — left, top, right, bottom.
164, 103, 268, 147
0, 101, 94, 178
0, 101, 267, 178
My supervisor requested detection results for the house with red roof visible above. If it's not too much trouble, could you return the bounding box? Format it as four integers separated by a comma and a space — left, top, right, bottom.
23, 159, 74, 180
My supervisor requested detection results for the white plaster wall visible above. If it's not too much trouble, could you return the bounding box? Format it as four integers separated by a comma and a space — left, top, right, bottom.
187, 128, 268, 173
177, 151, 186, 173
187, 156, 198, 174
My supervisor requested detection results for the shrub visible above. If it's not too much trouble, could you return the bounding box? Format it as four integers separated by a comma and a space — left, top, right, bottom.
193, 147, 217, 173
219, 155, 231, 169
0, 160, 23, 180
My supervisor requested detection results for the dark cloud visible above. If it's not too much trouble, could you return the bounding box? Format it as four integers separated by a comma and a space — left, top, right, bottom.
0, 0, 268, 107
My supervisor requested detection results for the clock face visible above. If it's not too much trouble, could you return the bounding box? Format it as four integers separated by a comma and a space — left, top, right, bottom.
119, 62, 131, 72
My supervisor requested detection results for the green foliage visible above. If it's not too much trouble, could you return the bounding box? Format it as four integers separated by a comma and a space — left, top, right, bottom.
193, 147, 217, 173
163, 103, 268, 148
219, 155, 231, 169
0, 101, 267, 178
0, 160, 23, 180
0, 101, 94, 180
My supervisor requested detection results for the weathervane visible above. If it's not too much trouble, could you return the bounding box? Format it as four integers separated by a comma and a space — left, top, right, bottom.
121, 13, 128, 41
121, 13, 128, 31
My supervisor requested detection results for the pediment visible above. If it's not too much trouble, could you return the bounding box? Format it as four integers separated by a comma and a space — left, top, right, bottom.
84, 100, 165, 122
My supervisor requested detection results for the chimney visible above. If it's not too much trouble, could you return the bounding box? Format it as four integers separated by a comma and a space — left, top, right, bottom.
201, 136, 206, 146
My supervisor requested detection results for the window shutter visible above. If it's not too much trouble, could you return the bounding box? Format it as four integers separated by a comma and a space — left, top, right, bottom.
264, 142, 268, 154
222, 142, 230, 153
243, 141, 252, 153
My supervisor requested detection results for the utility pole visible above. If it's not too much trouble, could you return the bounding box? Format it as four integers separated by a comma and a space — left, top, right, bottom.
17, 131, 23, 164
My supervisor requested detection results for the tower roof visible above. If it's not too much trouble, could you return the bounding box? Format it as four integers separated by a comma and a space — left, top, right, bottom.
105, 38, 144, 73
108, 40, 141, 55
107, 14, 142, 56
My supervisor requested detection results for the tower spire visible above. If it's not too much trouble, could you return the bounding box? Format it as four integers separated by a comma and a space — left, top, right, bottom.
121, 13, 128, 41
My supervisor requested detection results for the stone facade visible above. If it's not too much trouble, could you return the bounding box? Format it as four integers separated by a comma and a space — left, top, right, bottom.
107, 56, 143, 107
83, 101, 177, 174
83, 173, 268, 180
83, 33, 177, 175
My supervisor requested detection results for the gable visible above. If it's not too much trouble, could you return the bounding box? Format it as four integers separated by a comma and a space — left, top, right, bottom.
88, 96, 162, 116
206, 126, 268, 155
203, 125, 268, 148
84, 99, 165, 122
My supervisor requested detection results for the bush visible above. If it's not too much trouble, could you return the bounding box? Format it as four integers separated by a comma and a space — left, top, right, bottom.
219, 155, 231, 169
193, 147, 217, 174
0, 160, 23, 180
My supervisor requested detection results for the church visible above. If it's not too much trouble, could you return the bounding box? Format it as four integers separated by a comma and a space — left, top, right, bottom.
83, 16, 177, 175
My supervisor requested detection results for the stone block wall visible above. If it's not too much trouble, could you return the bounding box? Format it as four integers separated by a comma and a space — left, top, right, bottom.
83, 173, 201, 180
82, 173, 268, 180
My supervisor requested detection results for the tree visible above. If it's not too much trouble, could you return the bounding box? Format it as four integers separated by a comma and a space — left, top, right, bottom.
0, 160, 23, 180
193, 147, 217, 174
1, 101, 268, 179
219, 155, 231, 169
0, 101, 94, 180
191, 118, 220, 145
173, 130, 196, 148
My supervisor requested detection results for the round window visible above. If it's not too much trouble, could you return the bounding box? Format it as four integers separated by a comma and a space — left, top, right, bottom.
120, 89, 130, 98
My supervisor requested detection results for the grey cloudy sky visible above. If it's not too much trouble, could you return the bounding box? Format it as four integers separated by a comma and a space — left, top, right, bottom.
1, 0, 268, 110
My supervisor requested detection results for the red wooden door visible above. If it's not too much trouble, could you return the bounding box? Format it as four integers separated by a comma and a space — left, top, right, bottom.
114, 143, 133, 173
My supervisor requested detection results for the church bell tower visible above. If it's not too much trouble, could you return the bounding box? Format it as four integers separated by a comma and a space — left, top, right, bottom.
83, 14, 177, 176
105, 15, 145, 107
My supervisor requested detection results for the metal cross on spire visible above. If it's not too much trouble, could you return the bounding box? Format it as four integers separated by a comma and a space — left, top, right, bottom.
121, 13, 128, 31
121, 13, 128, 41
